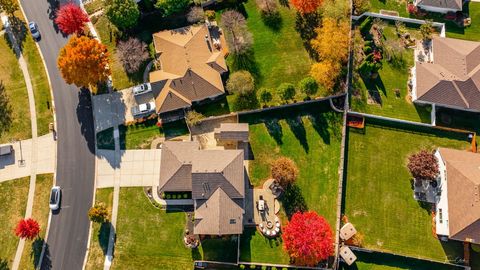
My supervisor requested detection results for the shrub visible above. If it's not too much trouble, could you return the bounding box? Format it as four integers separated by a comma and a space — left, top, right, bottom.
420, 20, 434, 40
172, 194, 177, 199
155, 0, 191, 16
249, 265, 256, 269
278, 83, 296, 101
187, 6, 205, 24
359, 17, 373, 35
106, 0, 140, 29
352, 0, 370, 15
239, 265, 246, 269
88, 203, 109, 223
227, 71, 255, 95
271, 156, 299, 188
259, 88, 273, 105
117, 38, 150, 74
205, 10, 216, 21
407, 150, 439, 180
166, 194, 171, 199
185, 110, 205, 126
261, 266, 267, 270
161, 193, 166, 199
298, 77, 318, 97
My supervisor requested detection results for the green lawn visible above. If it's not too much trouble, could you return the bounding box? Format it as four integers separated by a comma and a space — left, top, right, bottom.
239, 228, 290, 265
369, 0, 409, 17
19, 174, 54, 270
344, 121, 471, 262
224, 0, 313, 107
351, 23, 431, 123
85, 188, 114, 270
0, 32, 30, 143
0, 177, 29, 268
119, 119, 189, 149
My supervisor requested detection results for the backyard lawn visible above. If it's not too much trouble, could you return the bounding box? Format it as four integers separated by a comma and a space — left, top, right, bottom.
18, 174, 54, 270
0, 177, 29, 268
369, 0, 409, 17
351, 21, 431, 123
344, 121, 471, 262
113, 188, 236, 269
239, 228, 290, 265
85, 188, 113, 270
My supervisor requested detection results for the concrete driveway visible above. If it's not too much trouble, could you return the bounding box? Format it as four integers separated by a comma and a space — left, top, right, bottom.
96, 149, 162, 188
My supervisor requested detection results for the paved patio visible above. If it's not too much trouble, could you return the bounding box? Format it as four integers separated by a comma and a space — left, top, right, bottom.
96, 149, 162, 188
0, 134, 55, 182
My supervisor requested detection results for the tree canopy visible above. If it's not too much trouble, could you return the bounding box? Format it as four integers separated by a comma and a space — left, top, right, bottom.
106, 0, 140, 29
57, 36, 111, 90
290, 0, 322, 15
310, 60, 341, 92
15, 218, 40, 240
221, 10, 253, 55
88, 203, 109, 223
271, 157, 298, 187
226, 71, 255, 95
0, 0, 18, 16
55, 3, 90, 35
298, 77, 318, 96
117, 38, 149, 74
282, 211, 333, 266
278, 83, 296, 101
407, 150, 439, 180
155, 0, 191, 16
311, 17, 350, 63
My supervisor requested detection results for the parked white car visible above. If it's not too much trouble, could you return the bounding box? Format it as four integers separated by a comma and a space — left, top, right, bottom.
132, 83, 152, 96
131, 101, 156, 118
49, 186, 61, 211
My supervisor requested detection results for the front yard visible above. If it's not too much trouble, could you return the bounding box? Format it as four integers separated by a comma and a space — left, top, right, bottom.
343, 121, 471, 262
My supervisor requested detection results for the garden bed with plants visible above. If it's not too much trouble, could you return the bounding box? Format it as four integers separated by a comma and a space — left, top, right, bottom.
161, 192, 192, 200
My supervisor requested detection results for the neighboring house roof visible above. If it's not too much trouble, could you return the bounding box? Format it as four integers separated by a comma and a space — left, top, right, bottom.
149, 25, 228, 114
194, 190, 244, 235
415, 37, 480, 111
438, 148, 480, 242
416, 0, 462, 10
214, 123, 250, 142
158, 140, 245, 235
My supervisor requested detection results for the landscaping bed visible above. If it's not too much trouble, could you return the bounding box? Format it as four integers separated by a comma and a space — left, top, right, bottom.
0, 177, 29, 268
343, 121, 470, 262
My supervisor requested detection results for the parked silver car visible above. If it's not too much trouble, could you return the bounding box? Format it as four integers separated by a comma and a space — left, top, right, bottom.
28, 21, 40, 40
131, 101, 156, 118
132, 83, 152, 96
49, 186, 61, 211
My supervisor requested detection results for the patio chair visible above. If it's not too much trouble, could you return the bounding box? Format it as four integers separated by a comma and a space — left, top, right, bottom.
262, 228, 267, 234
274, 216, 279, 222
275, 222, 280, 228
259, 223, 264, 229
275, 227, 280, 233
266, 230, 271, 236
271, 230, 277, 236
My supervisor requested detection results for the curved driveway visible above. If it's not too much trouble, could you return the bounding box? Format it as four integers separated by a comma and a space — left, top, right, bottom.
19, 0, 95, 269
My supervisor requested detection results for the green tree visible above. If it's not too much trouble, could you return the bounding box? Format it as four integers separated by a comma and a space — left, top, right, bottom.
259, 88, 273, 105
155, 0, 191, 16
185, 110, 205, 126
88, 203, 109, 223
278, 83, 296, 101
226, 71, 255, 95
420, 20, 434, 40
0, 0, 18, 16
298, 77, 318, 97
106, 0, 140, 29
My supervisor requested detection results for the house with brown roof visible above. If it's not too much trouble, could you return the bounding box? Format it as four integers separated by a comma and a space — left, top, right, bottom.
158, 140, 246, 235
149, 24, 228, 122
434, 148, 480, 243
412, 37, 480, 117
414, 0, 463, 13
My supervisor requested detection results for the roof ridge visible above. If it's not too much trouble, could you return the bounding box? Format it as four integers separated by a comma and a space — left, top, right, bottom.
168, 87, 193, 105
452, 81, 470, 107
187, 69, 224, 96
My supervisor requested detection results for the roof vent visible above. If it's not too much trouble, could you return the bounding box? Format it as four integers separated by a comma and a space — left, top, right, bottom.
230, 219, 236, 224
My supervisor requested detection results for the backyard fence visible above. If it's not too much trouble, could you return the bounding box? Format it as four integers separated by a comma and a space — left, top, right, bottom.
352, 12, 446, 37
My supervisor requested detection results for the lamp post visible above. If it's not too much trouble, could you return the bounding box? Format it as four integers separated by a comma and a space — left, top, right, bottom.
10, 138, 25, 167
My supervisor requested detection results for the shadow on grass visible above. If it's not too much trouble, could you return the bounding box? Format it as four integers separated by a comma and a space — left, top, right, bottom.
286, 116, 309, 153
0, 82, 12, 138
264, 118, 283, 145
294, 12, 320, 60
30, 238, 44, 268
361, 73, 386, 99
40, 242, 52, 270
0, 258, 7, 270
4, 16, 28, 53
309, 113, 332, 145
230, 50, 261, 82
261, 11, 283, 32
281, 184, 307, 219
200, 236, 238, 263
99, 222, 112, 255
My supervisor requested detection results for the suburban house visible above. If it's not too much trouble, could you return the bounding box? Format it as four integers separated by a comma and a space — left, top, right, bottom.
158, 140, 246, 235
214, 123, 249, 148
412, 37, 480, 119
434, 148, 480, 244
414, 0, 463, 13
149, 24, 228, 122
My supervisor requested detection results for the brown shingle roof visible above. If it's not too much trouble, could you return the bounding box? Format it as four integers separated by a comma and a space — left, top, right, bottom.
438, 148, 480, 242
150, 25, 227, 114
194, 190, 244, 235
159, 141, 199, 193
415, 37, 480, 111
416, 0, 462, 10
214, 123, 250, 141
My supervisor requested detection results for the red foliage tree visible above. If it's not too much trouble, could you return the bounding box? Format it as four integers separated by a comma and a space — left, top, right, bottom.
282, 211, 333, 266
407, 150, 439, 180
14, 218, 40, 240
55, 3, 89, 35
290, 0, 322, 14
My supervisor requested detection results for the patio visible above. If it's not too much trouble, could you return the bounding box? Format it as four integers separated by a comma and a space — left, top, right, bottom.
253, 179, 282, 238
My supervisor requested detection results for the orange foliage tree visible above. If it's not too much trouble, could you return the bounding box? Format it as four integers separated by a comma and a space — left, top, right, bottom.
310, 60, 341, 91
290, 0, 323, 14
311, 17, 350, 63
57, 36, 110, 90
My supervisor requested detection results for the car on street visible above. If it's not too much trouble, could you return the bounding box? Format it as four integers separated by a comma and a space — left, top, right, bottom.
28, 21, 40, 40
49, 186, 61, 211
132, 83, 152, 96
131, 101, 156, 118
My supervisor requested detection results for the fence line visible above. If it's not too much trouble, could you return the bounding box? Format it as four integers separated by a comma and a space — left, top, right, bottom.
352, 12, 446, 37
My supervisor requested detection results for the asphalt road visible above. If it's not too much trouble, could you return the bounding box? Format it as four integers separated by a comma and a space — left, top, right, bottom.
19, 0, 96, 269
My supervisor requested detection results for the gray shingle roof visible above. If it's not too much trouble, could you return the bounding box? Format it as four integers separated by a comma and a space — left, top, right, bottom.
214, 123, 250, 142
416, 0, 462, 10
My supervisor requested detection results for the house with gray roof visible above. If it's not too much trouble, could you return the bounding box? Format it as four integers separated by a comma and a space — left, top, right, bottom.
158, 140, 246, 235
412, 37, 480, 118
414, 0, 463, 13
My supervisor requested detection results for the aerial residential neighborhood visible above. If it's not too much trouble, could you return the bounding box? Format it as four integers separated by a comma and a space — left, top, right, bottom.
0, 0, 480, 269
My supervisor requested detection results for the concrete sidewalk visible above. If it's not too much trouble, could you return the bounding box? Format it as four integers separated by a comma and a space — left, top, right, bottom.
0, 134, 55, 182
96, 148, 162, 188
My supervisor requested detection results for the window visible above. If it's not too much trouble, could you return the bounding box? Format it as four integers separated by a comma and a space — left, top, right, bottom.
439, 208, 443, 224
229, 219, 236, 224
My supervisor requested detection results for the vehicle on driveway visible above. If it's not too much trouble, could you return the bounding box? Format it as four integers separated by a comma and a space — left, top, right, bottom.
28, 21, 41, 40
131, 101, 156, 118
132, 83, 152, 96
0, 145, 13, 156
49, 186, 61, 211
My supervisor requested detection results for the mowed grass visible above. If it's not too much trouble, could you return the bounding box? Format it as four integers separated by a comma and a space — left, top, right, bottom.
0, 177, 29, 268
0, 34, 30, 143
225, 0, 313, 105
19, 174, 53, 270
344, 122, 470, 262
85, 188, 114, 270
351, 24, 431, 123
113, 188, 197, 269
239, 228, 290, 264
369, 0, 409, 17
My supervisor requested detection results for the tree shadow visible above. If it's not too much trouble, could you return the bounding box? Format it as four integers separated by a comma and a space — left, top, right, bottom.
264, 118, 283, 145
47, 0, 61, 34
99, 222, 112, 255
261, 11, 283, 32
280, 184, 307, 219
4, 16, 28, 53
40, 242, 52, 270
0, 82, 12, 137
31, 238, 45, 268
294, 12, 320, 60
0, 258, 7, 270
76, 88, 96, 154
278, 0, 290, 7
286, 116, 309, 153
309, 114, 331, 145
361, 74, 386, 97
417, 200, 433, 214
230, 50, 261, 81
